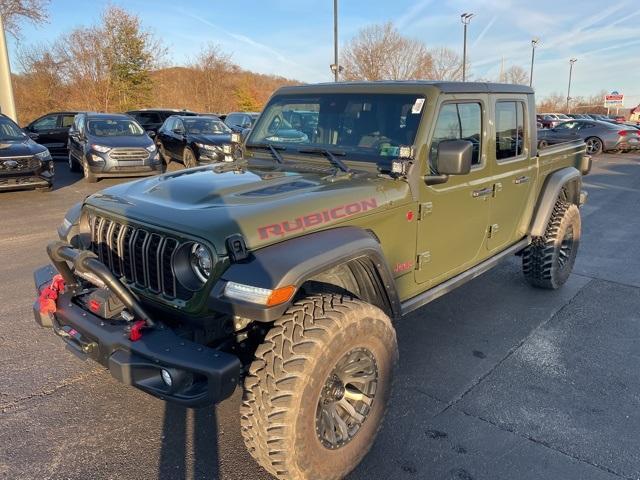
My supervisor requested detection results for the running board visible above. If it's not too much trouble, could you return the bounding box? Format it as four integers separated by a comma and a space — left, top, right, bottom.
400, 238, 531, 317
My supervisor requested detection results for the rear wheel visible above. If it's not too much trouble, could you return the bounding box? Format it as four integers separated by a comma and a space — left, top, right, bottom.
522, 201, 580, 289
183, 147, 197, 169
240, 294, 398, 480
585, 136, 603, 155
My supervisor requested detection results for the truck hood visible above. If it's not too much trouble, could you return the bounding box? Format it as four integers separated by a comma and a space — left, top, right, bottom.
84, 164, 411, 253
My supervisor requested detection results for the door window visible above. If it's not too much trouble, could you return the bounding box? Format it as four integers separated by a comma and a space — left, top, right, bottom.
495, 101, 525, 160
32, 115, 58, 132
430, 102, 482, 170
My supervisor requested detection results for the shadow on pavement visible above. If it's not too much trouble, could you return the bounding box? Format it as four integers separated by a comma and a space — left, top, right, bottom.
158, 404, 220, 479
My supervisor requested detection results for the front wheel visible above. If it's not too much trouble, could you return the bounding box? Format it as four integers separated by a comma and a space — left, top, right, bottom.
241, 294, 398, 480
68, 153, 80, 173
585, 137, 603, 155
82, 159, 97, 183
183, 147, 197, 169
522, 201, 581, 289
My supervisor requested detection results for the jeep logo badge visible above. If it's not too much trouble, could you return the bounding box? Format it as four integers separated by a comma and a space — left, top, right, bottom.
3, 160, 17, 168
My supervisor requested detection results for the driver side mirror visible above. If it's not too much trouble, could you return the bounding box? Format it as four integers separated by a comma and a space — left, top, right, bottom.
146, 130, 156, 138
424, 139, 473, 185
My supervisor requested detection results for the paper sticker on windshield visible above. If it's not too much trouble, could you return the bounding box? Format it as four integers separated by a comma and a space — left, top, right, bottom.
412, 98, 425, 114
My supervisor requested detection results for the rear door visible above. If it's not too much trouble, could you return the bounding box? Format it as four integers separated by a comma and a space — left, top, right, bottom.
416, 97, 493, 285
51, 114, 76, 155
486, 98, 535, 251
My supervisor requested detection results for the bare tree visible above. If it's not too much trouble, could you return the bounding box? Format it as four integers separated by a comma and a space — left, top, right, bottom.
430, 47, 464, 81
341, 22, 433, 81
0, 0, 49, 37
504, 65, 529, 85
537, 93, 566, 112
189, 44, 237, 112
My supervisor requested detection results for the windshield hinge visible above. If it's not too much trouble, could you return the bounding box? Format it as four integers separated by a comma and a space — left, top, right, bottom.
417, 251, 431, 270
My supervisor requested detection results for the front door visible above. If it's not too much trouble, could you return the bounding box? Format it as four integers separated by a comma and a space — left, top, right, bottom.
487, 99, 535, 251
416, 99, 493, 285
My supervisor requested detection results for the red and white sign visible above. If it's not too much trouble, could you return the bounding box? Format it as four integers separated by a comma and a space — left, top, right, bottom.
604, 91, 624, 107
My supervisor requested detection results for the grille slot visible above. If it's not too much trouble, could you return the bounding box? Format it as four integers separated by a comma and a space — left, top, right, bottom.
0, 156, 40, 172
88, 214, 190, 300
109, 148, 149, 162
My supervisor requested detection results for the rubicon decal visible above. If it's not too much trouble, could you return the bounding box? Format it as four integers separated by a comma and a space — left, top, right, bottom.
258, 198, 378, 240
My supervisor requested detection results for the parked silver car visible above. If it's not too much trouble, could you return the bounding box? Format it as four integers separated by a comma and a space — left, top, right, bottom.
538, 119, 640, 154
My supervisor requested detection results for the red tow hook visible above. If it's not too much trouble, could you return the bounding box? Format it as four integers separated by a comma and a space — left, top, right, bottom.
38, 274, 66, 315
129, 320, 147, 342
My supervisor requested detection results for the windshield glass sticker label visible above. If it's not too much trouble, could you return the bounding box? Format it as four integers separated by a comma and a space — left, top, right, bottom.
258, 198, 378, 240
412, 98, 425, 114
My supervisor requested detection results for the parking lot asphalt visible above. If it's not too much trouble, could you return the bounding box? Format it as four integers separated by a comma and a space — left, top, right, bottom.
1, 153, 639, 480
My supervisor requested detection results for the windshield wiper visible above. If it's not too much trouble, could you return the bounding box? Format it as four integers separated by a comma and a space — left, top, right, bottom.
246, 143, 285, 163
297, 147, 352, 174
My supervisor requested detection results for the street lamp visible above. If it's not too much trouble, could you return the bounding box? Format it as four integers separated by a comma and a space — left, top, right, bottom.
330, 0, 340, 82
529, 38, 539, 87
0, 14, 17, 121
460, 13, 475, 82
566, 58, 577, 112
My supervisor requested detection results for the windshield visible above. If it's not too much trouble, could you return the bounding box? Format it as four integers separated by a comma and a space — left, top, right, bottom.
0, 117, 27, 141
247, 93, 425, 164
87, 119, 144, 137
184, 118, 231, 134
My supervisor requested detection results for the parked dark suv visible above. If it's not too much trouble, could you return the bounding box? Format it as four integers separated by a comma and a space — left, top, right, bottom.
0, 114, 54, 192
23, 111, 79, 156
223, 111, 259, 132
126, 109, 198, 134
156, 115, 233, 167
68, 113, 161, 182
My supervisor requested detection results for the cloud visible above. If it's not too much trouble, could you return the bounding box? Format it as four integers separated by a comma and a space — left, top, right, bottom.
396, 0, 434, 30
472, 15, 497, 48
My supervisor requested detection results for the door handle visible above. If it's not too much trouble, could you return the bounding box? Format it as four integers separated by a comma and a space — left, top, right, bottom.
514, 175, 530, 185
472, 187, 493, 198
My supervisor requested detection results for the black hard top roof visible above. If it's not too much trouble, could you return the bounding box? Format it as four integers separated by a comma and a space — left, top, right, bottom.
276, 80, 534, 95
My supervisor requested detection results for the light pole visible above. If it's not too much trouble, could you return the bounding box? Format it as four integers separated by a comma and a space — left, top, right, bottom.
0, 14, 17, 121
529, 38, 539, 87
329, 0, 342, 82
460, 13, 474, 82
566, 58, 577, 112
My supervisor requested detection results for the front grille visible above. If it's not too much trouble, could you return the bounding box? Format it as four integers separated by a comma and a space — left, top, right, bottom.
109, 148, 149, 162
0, 156, 40, 172
88, 214, 187, 300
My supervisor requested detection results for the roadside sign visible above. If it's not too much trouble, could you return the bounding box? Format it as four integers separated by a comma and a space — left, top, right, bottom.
604, 91, 624, 107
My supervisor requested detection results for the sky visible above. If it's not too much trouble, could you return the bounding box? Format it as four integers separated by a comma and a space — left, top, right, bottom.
7, 0, 640, 108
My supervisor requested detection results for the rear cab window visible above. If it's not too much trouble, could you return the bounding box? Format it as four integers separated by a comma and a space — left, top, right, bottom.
495, 101, 526, 161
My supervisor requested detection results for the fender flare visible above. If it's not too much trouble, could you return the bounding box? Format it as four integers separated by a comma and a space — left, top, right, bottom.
529, 167, 581, 238
209, 227, 400, 322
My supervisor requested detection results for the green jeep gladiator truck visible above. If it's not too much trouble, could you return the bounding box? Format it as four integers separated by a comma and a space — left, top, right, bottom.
34, 81, 591, 479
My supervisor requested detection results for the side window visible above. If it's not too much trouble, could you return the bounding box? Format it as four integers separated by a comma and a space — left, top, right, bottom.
226, 114, 240, 126
61, 115, 75, 128
32, 115, 58, 132
174, 119, 184, 132
579, 122, 594, 130
430, 102, 482, 169
495, 101, 525, 160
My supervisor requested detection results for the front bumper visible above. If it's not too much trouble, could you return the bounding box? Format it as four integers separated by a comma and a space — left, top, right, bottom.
33, 243, 241, 407
0, 162, 53, 191
86, 151, 162, 177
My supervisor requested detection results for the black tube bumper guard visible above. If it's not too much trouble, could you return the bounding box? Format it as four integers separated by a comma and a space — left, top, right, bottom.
33, 241, 241, 408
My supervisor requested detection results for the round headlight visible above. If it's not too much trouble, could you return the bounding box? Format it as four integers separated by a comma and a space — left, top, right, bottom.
190, 243, 212, 282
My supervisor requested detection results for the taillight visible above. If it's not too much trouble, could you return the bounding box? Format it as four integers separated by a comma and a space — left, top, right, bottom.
618, 130, 628, 136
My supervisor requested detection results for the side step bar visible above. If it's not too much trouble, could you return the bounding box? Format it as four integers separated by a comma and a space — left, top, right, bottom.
401, 238, 530, 316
